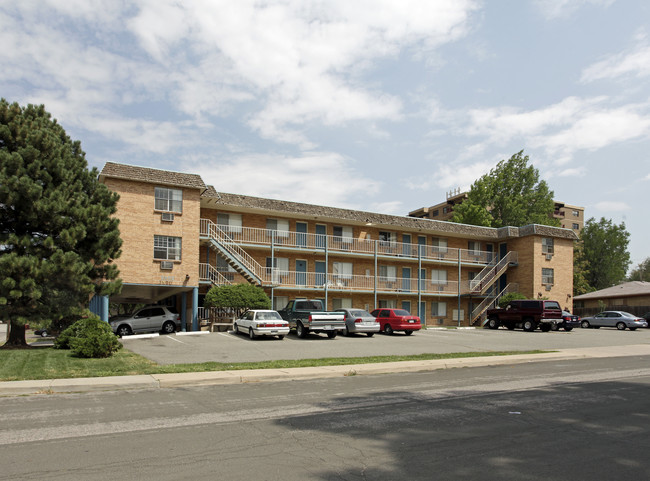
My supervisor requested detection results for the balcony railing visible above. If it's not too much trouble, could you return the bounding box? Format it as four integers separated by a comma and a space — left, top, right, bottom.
200, 220, 499, 265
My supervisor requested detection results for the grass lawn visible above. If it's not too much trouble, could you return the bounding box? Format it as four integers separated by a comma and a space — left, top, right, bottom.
0, 346, 549, 382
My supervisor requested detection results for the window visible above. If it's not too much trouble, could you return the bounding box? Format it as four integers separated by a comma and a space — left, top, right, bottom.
572, 223, 580, 230
378, 300, 396, 308
431, 269, 447, 288
468, 241, 481, 255
273, 296, 288, 310
154, 235, 181, 260
542, 268, 554, 285
572, 210, 580, 217
542, 238, 554, 254
431, 302, 447, 317
431, 237, 448, 254
378, 265, 397, 281
431, 209, 439, 217
442, 206, 451, 214
217, 213, 242, 233
333, 262, 353, 280
266, 257, 289, 274
266, 219, 289, 238
154, 187, 183, 213
378, 231, 396, 246
333, 225, 353, 243
332, 298, 352, 310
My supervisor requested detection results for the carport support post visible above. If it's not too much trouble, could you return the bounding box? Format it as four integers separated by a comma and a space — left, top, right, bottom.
181, 292, 187, 331
101, 295, 109, 322
192, 287, 199, 331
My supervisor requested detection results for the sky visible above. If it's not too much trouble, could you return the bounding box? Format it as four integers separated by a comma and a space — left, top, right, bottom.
2, 0, 650, 270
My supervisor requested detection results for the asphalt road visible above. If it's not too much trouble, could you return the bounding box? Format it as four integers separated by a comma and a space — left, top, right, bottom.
121, 325, 650, 364
1, 356, 650, 480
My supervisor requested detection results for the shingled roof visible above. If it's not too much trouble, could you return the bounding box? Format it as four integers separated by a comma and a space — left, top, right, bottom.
574, 281, 650, 300
99, 162, 207, 190
202, 186, 579, 241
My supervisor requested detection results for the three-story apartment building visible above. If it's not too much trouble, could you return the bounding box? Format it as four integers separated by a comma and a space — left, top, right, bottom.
98, 162, 578, 330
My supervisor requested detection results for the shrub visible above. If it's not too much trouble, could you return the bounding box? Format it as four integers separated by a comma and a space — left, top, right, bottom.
498, 292, 527, 308
54, 316, 122, 358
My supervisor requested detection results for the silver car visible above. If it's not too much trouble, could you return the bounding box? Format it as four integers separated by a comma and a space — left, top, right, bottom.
335, 308, 380, 337
109, 306, 180, 336
580, 311, 648, 331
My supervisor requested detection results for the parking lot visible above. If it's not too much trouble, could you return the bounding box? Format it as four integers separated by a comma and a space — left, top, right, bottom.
120, 326, 650, 365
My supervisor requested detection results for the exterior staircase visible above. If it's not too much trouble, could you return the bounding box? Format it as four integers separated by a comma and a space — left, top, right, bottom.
468, 251, 517, 295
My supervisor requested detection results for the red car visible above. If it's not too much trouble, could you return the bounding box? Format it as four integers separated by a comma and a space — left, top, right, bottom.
371, 308, 421, 335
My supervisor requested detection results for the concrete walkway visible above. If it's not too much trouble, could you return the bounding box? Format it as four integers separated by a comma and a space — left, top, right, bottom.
2, 343, 650, 396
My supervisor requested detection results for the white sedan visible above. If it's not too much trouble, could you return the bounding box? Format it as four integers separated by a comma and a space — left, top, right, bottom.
233, 310, 290, 340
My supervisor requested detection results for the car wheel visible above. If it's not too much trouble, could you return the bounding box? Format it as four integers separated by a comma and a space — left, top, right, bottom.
550, 323, 559, 331
581, 320, 590, 329
367, 332, 374, 337
327, 331, 337, 339
249, 328, 256, 340
117, 325, 132, 337
384, 324, 394, 335
404, 330, 413, 336
616, 322, 626, 331
161, 321, 176, 334
540, 323, 551, 332
277, 335, 285, 340
564, 326, 573, 332
344, 327, 350, 336
296, 322, 308, 339
523, 319, 536, 332
487, 317, 499, 329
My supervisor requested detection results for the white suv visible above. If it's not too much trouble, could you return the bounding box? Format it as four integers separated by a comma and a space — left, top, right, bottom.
109, 306, 180, 337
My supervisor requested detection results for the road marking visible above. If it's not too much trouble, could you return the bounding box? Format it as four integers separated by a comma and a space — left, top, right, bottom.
165, 336, 186, 344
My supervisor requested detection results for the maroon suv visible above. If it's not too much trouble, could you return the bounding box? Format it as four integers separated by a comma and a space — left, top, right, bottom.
371, 308, 421, 335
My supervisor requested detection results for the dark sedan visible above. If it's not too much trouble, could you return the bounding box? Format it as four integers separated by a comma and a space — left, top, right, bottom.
551, 311, 580, 331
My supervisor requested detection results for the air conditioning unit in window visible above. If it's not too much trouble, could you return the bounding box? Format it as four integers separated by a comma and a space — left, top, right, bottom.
545, 253, 553, 260
545, 284, 553, 291
160, 261, 173, 270
161, 212, 174, 222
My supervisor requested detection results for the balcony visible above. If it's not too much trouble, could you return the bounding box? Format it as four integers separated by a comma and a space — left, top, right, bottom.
199, 220, 498, 266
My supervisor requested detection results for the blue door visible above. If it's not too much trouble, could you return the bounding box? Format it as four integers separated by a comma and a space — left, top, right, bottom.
296, 260, 307, 286
315, 261, 326, 286
402, 234, 412, 256
316, 224, 326, 249
296, 222, 307, 248
402, 267, 411, 292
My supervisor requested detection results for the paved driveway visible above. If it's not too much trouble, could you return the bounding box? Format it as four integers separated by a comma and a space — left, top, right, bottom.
121, 327, 650, 365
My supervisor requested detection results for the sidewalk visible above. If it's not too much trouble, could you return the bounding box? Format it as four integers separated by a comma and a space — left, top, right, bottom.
2, 344, 650, 396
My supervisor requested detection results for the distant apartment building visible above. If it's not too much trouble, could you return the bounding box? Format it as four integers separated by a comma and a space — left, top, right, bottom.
98, 163, 577, 330
409, 189, 584, 235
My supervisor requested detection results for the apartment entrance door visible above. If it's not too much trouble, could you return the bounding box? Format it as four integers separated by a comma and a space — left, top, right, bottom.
296, 260, 307, 286
296, 222, 307, 248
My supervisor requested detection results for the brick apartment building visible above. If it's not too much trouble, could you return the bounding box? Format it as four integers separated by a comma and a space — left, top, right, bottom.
97, 162, 578, 330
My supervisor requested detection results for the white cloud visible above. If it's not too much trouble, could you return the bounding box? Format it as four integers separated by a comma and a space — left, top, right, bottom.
534, 0, 615, 19
557, 167, 586, 177
188, 151, 383, 209
581, 44, 650, 83
594, 201, 630, 212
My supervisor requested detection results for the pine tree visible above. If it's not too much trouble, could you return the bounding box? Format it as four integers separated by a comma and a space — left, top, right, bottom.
0, 99, 122, 347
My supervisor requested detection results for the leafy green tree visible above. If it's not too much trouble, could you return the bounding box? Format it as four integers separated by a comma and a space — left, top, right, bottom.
628, 257, 650, 282
0, 99, 122, 347
498, 292, 527, 308
451, 151, 559, 228
572, 240, 594, 296
579, 217, 631, 291
204, 283, 271, 318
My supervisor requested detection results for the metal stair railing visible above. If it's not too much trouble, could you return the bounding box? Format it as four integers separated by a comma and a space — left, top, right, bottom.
471, 283, 519, 326
469, 251, 517, 294
199, 263, 232, 285
200, 219, 269, 285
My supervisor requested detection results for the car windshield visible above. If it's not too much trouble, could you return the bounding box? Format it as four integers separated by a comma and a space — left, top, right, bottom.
394, 309, 411, 316
349, 310, 371, 317
256, 311, 282, 320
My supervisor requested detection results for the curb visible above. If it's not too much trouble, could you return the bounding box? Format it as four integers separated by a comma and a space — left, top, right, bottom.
2, 344, 650, 396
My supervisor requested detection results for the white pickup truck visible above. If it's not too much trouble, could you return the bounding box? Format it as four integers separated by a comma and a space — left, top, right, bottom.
278, 299, 345, 338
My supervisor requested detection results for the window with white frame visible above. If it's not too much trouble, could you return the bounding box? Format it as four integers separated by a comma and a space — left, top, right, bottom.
378, 299, 396, 308
332, 298, 352, 310
431, 301, 447, 317
431, 269, 447, 287
379, 265, 397, 281
217, 213, 242, 233
431, 237, 448, 253
468, 241, 481, 255
266, 257, 289, 282
333, 262, 353, 282
266, 219, 289, 238
378, 231, 396, 246
542, 238, 554, 254
154, 187, 183, 213
333, 225, 353, 243
542, 268, 554, 285
154, 235, 181, 260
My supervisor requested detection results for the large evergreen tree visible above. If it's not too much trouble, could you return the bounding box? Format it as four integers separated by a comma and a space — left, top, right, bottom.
451, 150, 559, 228
0, 99, 122, 347
578, 217, 631, 291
